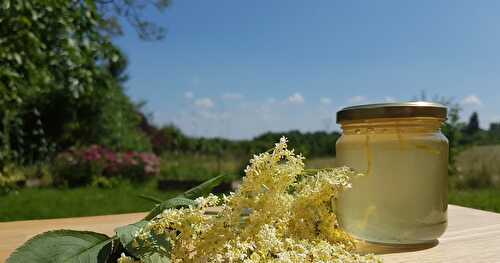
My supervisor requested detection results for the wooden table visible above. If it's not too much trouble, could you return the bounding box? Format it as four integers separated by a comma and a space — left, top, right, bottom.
1, 205, 499, 262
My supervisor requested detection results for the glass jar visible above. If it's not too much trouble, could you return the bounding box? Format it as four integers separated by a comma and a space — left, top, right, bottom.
335, 102, 448, 245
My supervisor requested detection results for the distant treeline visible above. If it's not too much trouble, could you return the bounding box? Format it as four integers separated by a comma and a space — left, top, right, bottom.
140, 116, 340, 158
445, 111, 500, 148
142, 111, 500, 159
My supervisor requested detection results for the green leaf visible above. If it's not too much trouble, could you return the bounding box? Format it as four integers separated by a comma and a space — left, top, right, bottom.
113, 175, 227, 258
181, 174, 225, 199
142, 175, 225, 220
7, 230, 112, 263
111, 53, 120, 62
137, 194, 162, 204
141, 253, 171, 263
2, 0, 10, 9
115, 220, 149, 258
144, 197, 196, 221
13, 53, 21, 64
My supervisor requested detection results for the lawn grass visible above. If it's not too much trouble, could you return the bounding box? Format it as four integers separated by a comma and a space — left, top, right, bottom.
160, 153, 245, 182
0, 181, 182, 222
449, 188, 500, 213
3, 183, 499, 222
161, 153, 245, 174
3, 152, 500, 222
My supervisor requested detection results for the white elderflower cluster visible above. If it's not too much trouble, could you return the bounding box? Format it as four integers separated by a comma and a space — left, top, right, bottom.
131, 137, 381, 263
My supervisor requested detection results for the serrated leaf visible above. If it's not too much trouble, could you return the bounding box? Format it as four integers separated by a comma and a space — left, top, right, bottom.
144, 197, 196, 220
181, 174, 225, 200
7, 230, 112, 263
115, 220, 148, 257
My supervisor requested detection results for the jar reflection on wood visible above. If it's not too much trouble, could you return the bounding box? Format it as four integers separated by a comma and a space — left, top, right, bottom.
335, 102, 448, 245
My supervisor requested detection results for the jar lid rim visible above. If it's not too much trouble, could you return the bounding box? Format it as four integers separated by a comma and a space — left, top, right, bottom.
336, 101, 447, 123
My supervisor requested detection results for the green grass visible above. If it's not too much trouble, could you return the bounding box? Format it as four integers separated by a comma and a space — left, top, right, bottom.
161, 153, 245, 174
445, 145, 500, 213
449, 188, 500, 213
160, 153, 245, 182
3, 148, 500, 222
0, 181, 181, 222
3, 183, 499, 222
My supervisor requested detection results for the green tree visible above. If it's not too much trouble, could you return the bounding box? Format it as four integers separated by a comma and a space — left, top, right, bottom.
157, 125, 187, 153
1, 0, 112, 163
464, 112, 480, 135
441, 102, 464, 175
486, 122, 500, 144
96, 0, 170, 41
0, 0, 158, 165
490, 122, 500, 133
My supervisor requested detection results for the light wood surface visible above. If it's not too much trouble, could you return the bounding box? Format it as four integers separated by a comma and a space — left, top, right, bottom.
1, 205, 499, 262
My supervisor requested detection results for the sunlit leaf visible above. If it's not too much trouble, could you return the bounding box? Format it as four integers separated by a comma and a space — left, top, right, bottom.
6, 230, 112, 263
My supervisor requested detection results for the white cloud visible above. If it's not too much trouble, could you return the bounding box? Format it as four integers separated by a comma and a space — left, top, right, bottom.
347, 96, 367, 104
320, 97, 332, 105
184, 91, 194, 99
384, 96, 396, 102
287, 92, 305, 104
221, 93, 243, 100
194, 97, 214, 109
461, 95, 482, 107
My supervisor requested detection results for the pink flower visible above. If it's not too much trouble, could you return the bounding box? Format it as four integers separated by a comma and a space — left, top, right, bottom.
56, 144, 161, 179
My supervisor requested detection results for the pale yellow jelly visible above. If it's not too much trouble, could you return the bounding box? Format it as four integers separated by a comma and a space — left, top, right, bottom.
336, 118, 448, 245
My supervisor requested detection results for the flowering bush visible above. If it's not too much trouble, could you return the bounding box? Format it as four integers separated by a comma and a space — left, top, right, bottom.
52, 145, 160, 187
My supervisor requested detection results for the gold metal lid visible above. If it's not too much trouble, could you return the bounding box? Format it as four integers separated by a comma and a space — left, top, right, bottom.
336, 101, 447, 123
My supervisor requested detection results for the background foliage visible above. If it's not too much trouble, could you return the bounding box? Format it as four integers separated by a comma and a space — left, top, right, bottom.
0, 0, 153, 168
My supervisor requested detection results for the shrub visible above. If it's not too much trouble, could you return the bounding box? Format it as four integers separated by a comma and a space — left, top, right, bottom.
52, 145, 160, 187
115, 151, 161, 181
91, 176, 121, 189
0, 164, 26, 195
21, 164, 53, 187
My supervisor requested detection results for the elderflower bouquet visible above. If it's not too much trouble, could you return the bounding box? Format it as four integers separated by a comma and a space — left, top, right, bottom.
7, 138, 381, 263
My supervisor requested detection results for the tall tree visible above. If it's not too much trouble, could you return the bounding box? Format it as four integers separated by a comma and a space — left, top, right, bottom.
0, 0, 162, 165
464, 112, 480, 135
96, 0, 170, 41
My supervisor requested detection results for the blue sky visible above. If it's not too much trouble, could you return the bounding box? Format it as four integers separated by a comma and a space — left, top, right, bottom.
115, 0, 500, 139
